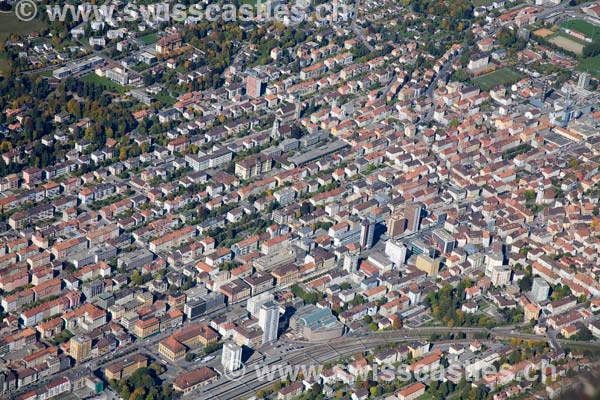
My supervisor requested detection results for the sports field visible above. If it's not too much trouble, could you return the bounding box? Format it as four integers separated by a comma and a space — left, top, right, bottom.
533, 28, 555, 38
548, 33, 585, 55
560, 19, 599, 40
472, 68, 522, 91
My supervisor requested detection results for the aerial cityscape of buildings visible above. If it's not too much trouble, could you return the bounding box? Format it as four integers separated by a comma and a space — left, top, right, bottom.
0, 0, 600, 399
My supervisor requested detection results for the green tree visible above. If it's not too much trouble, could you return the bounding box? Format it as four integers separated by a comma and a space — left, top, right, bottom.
574, 326, 593, 341
519, 275, 532, 292
120, 387, 130, 400
161, 383, 172, 399
551, 284, 571, 300
523, 190, 536, 202
509, 350, 521, 364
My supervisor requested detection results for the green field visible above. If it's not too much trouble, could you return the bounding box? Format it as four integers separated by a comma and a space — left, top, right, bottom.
0, 12, 46, 73
81, 73, 127, 94
416, 394, 437, 400
0, 12, 46, 44
156, 93, 176, 106
138, 33, 158, 45
577, 54, 600, 78
473, 68, 523, 91
561, 19, 600, 40
472, 0, 496, 6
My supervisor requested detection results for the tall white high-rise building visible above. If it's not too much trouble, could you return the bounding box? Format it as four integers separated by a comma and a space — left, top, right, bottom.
532, 277, 550, 303
259, 301, 279, 344
360, 219, 375, 249
405, 202, 422, 233
385, 240, 407, 267
247, 292, 275, 317
490, 265, 511, 287
343, 253, 359, 272
484, 252, 504, 277
221, 341, 242, 372
578, 72, 591, 89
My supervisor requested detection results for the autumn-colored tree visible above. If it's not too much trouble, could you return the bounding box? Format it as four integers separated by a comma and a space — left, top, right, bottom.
129, 387, 145, 400
119, 147, 128, 161
67, 98, 81, 118
131, 270, 142, 286
0, 141, 13, 152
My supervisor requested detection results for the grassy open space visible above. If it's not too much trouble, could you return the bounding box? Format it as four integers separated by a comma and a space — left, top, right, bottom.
577, 54, 600, 78
0, 12, 46, 73
561, 19, 600, 40
473, 68, 523, 91
138, 33, 158, 45
563, 343, 600, 357
472, 0, 496, 7
415, 392, 438, 400
0, 12, 46, 44
81, 73, 127, 94
156, 93, 176, 106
